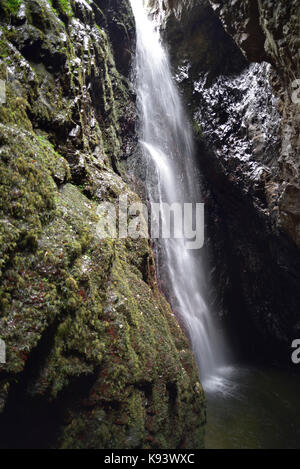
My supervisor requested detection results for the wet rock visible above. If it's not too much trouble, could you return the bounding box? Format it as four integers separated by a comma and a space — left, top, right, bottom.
208, 0, 270, 63
53, 156, 71, 185
0, 0, 205, 450
155, 0, 300, 358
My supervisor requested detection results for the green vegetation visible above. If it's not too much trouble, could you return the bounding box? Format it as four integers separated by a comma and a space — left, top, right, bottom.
0, 0, 205, 449
49, 0, 73, 17
2, 0, 22, 15
193, 120, 203, 140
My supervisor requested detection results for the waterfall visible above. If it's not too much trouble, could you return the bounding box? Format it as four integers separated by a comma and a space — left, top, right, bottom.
130, 0, 227, 382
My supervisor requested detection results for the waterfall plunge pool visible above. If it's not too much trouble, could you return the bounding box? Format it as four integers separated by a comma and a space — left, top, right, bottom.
204, 365, 300, 449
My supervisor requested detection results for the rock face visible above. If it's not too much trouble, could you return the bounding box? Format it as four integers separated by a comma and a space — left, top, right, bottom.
156, 0, 300, 359
0, 0, 205, 449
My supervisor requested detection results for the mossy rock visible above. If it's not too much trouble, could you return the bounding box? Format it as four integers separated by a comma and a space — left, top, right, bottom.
0, 0, 206, 449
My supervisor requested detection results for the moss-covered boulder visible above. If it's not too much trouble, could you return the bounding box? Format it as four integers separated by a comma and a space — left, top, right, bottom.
0, 0, 205, 449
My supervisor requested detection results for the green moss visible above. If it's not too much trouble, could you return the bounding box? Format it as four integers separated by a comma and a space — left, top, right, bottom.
1, 0, 22, 15
0, 0, 205, 449
193, 120, 203, 140
49, 0, 73, 18
0, 39, 9, 58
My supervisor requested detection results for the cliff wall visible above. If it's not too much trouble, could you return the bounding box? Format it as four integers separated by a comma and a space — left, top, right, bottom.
0, 0, 205, 449
155, 0, 300, 359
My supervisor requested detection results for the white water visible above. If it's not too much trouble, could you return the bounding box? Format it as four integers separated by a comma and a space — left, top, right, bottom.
130, 0, 227, 382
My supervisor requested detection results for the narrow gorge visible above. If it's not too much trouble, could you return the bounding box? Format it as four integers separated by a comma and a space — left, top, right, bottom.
0, 0, 299, 450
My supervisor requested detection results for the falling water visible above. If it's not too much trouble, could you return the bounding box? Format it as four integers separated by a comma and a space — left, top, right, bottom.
130, 0, 227, 382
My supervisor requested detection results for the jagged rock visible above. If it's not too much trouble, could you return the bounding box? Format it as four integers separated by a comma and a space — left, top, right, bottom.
209, 0, 270, 63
